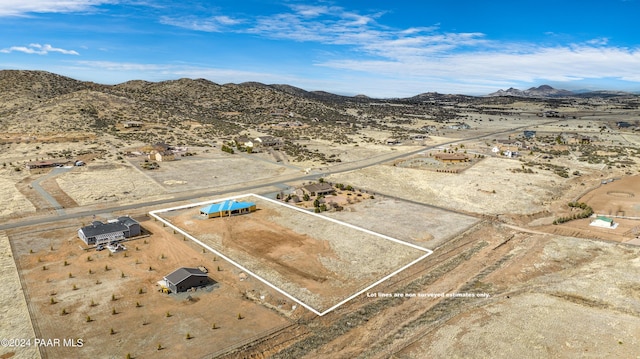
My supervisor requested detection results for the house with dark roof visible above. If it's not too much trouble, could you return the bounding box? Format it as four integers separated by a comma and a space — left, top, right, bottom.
163, 267, 210, 293
297, 182, 335, 197
199, 200, 256, 218
77, 216, 140, 245
254, 136, 281, 147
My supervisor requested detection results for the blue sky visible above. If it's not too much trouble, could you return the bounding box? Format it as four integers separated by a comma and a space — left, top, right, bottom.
1, 0, 639, 97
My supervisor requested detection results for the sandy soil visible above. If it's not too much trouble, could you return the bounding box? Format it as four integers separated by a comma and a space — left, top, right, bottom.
56, 164, 166, 206
0, 231, 40, 359
323, 197, 479, 249
9, 218, 291, 359
398, 235, 640, 358
133, 153, 299, 193
158, 196, 428, 312
580, 175, 640, 217
327, 157, 566, 215
0, 175, 36, 218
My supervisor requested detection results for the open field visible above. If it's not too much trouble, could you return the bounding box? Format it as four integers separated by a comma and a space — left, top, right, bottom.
0, 175, 36, 218
327, 157, 568, 216
580, 175, 640, 217
323, 197, 479, 249
8, 218, 291, 359
56, 163, 167, 206
395, 236, 640, 359
0, 232, 40, 359
153, 195, 432, 314
130, 151, 302, 192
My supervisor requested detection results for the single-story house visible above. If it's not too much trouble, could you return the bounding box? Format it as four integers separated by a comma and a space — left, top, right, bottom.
78, 216, 141, 245
410, 134, 429, 140
448, 123, 471, 130
234, 136, 254, 148
122, 121, 143, 128
297, 182, 335, 197
385, 138, 401, 145
523, 130, 537, 139
254, 136, 281, 147
25, 160, 68, 170
163, 267, 210, 293
492, 145, 519, 158
433, 153, 469, 163
200, 200, 256, 218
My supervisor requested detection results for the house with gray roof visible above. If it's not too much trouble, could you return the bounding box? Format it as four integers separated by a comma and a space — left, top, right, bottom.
163, 267, 210, 293
78, 216, 141, 245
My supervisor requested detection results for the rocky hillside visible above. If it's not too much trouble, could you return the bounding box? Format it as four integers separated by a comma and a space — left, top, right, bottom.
0, 70, 362, 144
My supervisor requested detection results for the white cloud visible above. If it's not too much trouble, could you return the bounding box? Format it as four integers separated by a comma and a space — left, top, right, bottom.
319, 44, 640, 91
0, 0, 114, 17
0, 43, 79, 55
160, 14, 242, 32
72, 60, 290, 83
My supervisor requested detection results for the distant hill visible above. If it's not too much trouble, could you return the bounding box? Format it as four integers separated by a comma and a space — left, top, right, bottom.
487, 84, 636, 98
487, 85, 574, 98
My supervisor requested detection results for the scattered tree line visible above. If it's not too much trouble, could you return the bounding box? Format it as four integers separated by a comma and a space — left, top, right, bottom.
553, 202, 593, 225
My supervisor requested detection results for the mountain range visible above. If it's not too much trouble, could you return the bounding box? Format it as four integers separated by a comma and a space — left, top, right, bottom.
487, 84, 636, 98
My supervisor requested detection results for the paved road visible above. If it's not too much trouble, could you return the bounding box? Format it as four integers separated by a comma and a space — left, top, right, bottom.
1, 120, 561, 231
30, 166, 71, 215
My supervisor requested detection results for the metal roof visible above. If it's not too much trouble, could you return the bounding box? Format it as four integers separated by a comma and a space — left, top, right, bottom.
164, 267, 208, 286
200, 200, 255, 214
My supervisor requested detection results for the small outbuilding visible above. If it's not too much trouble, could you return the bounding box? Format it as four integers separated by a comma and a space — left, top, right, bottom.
590, 216, 618, 229
163, 267, 210, 293
200, 200, 256, 218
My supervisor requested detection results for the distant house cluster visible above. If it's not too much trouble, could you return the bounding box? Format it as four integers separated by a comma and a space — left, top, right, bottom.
78, 216, 140, 245
233, 136, 282, 152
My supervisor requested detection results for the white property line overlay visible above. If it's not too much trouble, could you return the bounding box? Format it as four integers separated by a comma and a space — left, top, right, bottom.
149, 193, 433, 316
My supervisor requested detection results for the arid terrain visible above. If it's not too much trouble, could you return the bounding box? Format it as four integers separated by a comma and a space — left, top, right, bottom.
1, 70, 640, 358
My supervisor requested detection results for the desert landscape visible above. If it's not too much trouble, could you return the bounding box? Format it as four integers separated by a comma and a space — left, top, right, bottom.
1, 70, 639, 358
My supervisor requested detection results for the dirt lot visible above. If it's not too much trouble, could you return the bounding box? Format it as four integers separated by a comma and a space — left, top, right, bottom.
323, 197, 479, 249
157, 196, 429, 312
56, 163, 167, 206
327, 157, 568, 216
395, 235, 640, 359
8, 217, 291, 359
0, 174, 36, 218
130, 152, 300, 193
0, 231, 40, 359
579, 175, 640, 217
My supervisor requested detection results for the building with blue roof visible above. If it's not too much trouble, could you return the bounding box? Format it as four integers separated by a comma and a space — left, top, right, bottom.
199, 200, 256, 218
